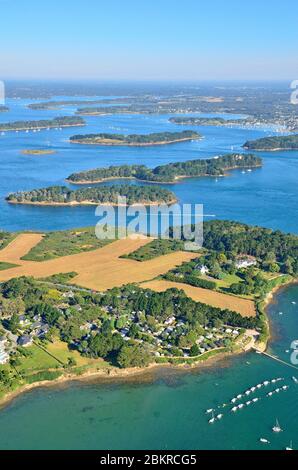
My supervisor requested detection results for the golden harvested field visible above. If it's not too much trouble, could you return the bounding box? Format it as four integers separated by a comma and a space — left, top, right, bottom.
141, 280, 256, 317
0, 234, 197, 291
0, 233, 44, 263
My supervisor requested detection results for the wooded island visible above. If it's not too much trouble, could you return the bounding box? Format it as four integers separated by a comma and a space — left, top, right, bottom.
244, 134, 298, 151
69, 130, 201, 146
0, 116, 85, 132
6, 185, 177, 206
67, 154, 262, 184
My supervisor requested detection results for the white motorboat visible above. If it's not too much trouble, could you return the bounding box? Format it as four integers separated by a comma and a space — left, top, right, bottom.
272, 419, 283, 433
260, 438, 270, 444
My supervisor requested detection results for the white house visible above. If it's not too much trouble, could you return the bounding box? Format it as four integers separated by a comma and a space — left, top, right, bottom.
196, 264, 209, 275
235, 256, 257, 269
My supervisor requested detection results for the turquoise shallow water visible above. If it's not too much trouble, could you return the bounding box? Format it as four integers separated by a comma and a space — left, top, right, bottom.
0, 97, 297, 449
0, 285, 297, 450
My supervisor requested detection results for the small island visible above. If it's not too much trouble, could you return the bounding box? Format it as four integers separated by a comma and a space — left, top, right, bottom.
76, 106, 147, 115
169, 116, 249, 127
21, 149, 57, 156
6, 185, 177, 206
69, 130, 201, 146
67, 153, 262, 184
0, 116, 85, 132
243, 134, 298, 151
0, 106, 9, 113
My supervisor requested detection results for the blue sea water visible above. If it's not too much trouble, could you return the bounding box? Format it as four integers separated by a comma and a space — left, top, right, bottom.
0, 98, 297, 233
0, 97, 297, 449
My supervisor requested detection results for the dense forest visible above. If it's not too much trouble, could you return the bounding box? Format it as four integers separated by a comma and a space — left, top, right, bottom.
0, 116, 85, 131
69, 130, 200, 145
199, 220, 298, 273
100, 285, 260, 330
67, 154, 262, 184
6, 185, 176, 205
244, 134, 298, 150
169, 117, 248, 126
129, 220, 298, 274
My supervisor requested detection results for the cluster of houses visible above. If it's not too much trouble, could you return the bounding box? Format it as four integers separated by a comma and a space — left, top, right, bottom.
196, 255, 257, 276
17, 315, 50, 348
0, 312, 52, 365
110, 308, 241, 358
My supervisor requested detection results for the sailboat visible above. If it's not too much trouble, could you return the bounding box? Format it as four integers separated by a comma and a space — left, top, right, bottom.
286, 441, 293, 451
208, 411, 216, 424
292, 376, 298, 384
272, 419, 283, 433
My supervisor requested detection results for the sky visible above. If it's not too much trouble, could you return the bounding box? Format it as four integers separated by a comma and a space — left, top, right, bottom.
0, 0, 298, 80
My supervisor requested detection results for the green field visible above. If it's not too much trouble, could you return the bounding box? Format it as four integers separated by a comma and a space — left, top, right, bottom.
16, 344, 62, 374
21, 227, 113, 261
0, 262, 19, 271
122, 239, 186, 261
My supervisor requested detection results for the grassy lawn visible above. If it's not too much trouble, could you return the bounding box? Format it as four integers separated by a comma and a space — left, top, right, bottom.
201, 273, 241, 289
21, 227, 113, 261
17, 344, 62, 373
46, 340, 108, 369
0, 261, 19, 271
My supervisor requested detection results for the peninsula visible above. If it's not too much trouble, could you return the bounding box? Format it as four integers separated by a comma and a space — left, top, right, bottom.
169, 116, 249, 127
243, 134, 298, 151
76, 105, 151, 115
67, 154, 262, 184
0, 116, 85, 132
6, 185, 177, 206
0, 220, 296, 406
69, 130, 201, 146
27, 99, 126, 110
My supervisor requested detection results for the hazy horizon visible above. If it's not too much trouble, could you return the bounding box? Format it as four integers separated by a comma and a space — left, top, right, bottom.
1, 0, 297, 81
